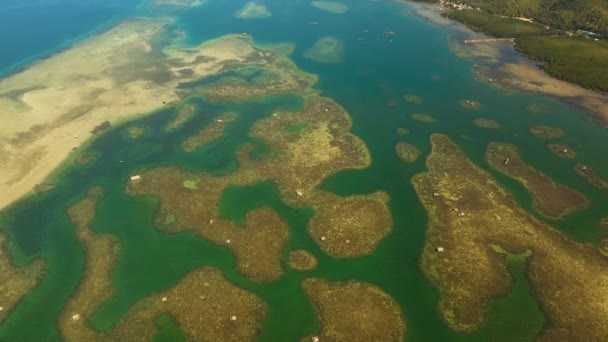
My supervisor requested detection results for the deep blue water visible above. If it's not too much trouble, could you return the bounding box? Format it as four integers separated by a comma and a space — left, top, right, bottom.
0, 0, 142, 76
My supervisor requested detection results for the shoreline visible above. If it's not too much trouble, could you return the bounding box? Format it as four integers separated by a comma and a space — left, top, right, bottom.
404, 1, 608, 127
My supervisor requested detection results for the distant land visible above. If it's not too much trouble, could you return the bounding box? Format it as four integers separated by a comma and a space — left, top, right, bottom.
411, 0, 608, 93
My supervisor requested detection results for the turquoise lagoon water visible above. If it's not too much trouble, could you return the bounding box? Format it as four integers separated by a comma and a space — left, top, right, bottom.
0, 0, 607, 341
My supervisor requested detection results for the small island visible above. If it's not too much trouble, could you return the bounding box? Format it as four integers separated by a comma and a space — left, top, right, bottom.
530, 125, 565, 139
547, 143, 576, 159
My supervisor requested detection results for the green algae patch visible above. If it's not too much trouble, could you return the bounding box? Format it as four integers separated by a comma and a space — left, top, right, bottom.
182, 112, 237, 152
311, 1, 348, 14
459, 99, 480, 110
234, 2, 271, 19
574, 164, 608, 190
527, 103, 550, 114
126, 125, 145, 140
486, 142, 588, 218
166, 103, 197, 132
529, 125, 565, 139
60, 187, 120, 341
115, 268, 267, 341
284, 121, 309, 136
411, 134, 608, 339
163, 213, 176, 225
302, 278, 405, 341
303, 36, 345, 64
0, 233, 45, 324
183, 180, 198, 190
473, 118, 500, 129
395, 142, 421, 163
396, 127, 410, 136
287, 249, 318, 272
308, 191, 392, 258
547, 143, 576, 159
412, 113, 437, 123
153, 313, 186, 342
403, 94, 424, 104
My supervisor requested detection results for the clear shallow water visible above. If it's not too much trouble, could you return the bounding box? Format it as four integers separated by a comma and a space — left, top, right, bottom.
0, 0, 607, 341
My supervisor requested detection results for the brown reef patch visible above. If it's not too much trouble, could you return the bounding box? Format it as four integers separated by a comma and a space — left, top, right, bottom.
486, 142, 588, 218
0, 234, 45, 324
395, 142, 421, 163
287, 249, 318, 272
166, 103, 197, 132
473, 118, 500, 129
529, 125, 565, 139
307, 191, 392, 258
574, 164, 608, 190
411, 113, 437, 123
412, 134, 608, 338
547, 143, 576, 159
459, 99, 480, 110
114, 267, 267, 341
182, 112, 237, 152
403, 94, 423, 104
60, 187, 120, 341
601, 217, 608, 230
302, 278, 405, 341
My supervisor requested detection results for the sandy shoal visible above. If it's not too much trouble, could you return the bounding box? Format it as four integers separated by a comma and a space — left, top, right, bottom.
0, 17, 259, 210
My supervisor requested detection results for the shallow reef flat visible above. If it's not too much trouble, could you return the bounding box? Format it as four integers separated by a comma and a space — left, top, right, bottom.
234, 2, 272, 19
0, 18, 285, 210
127, 93, 392, 262
412, 134, 608, 339
0, 234, 45, 324
60, 188, 267, 340
311, 1, 349, 14
529, 125, 565, 139
486, 142, 588, 218
473, 118, 500, 129
182, 112, 237, 152
287, 250, 318, 272
302, 278, 405, 341
547, 143, 576, 159
60, 187, 120, 341
459, 99, 480, 111
411, 113, 437, 123
574, 164, 608, 190
303, 36, 345, 64
165, 102, 197, 132
307, 191, 393, 258
395, 142, 421, 163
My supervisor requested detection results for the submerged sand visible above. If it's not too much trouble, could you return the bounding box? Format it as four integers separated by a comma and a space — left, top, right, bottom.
311, 1, 349, 14
0, 19, 279, 210
234, 2, 272, 19
303, 36, 345, 64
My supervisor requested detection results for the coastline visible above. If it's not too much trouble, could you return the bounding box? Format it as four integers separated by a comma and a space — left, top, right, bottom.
404, 1, 608, 127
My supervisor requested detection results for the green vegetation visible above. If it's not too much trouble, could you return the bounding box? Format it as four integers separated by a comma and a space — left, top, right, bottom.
516, 36, 608, 92
448, 0, 608, 35
447, 10, 550, 37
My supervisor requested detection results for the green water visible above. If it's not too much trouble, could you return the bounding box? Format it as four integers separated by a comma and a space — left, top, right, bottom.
1, 0, 607, 341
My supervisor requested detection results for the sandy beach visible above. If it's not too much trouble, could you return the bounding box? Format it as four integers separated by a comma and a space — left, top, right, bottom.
0, 18, 265, 210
